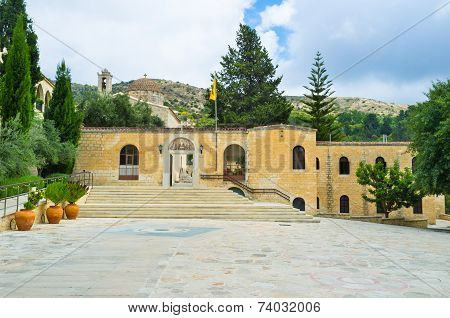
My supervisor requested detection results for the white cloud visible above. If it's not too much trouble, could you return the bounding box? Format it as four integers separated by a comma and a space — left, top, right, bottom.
259, 0, 295, 30
255, 0, 449, 104
27, 0, 253, 87
329, 21, 357, 40
257, 29, 280, 58
331, 76, 432, 104
27, 0, 449, 104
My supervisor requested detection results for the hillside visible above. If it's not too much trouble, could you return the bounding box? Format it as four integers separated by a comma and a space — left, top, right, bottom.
287, 96, 408, 116
112, 79, 206, 112
72, 79, 408, 116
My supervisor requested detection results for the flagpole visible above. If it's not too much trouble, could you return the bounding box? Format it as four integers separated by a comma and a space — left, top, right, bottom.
214, 75, 218, 172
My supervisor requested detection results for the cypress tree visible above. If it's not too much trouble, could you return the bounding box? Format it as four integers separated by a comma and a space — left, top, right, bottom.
44, 60, 82, 145
302, 52, 342, 141
205, 24, 292, 127
0, 14, 32, 131
0, 0, 41, 87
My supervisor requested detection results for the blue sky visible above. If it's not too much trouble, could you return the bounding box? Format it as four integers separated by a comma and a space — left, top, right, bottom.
242, 0, 450, 103
28, 0, 450, 104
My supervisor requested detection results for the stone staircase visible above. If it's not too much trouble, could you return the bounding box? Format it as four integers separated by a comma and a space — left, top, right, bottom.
78, 185, 318, 223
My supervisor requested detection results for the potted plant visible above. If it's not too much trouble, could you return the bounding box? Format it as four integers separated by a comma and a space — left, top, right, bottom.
15, 189, 43, 231
44, 182, 68, 224
64, 182, 88, 220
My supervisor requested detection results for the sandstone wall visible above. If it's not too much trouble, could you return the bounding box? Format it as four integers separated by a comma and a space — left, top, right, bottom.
74, 126, 445, 224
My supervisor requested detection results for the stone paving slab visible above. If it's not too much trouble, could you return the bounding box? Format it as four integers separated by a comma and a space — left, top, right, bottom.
0, 218, 448, 298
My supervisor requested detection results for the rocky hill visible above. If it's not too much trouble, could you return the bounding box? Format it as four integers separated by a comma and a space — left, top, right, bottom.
287, 96, 408, 116
112, 79, 206, 112
72, 79, 409, 116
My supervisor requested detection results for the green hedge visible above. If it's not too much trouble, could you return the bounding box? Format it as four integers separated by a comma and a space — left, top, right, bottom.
45, 173, 69, 179
0, 176, 44, 199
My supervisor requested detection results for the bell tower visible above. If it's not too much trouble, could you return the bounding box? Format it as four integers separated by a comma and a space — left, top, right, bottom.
97, 69, 112, 94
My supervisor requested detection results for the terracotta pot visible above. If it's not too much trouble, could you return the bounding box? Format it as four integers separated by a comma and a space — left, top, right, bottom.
65, 203, 79, 220
46, 205, 63, 224
15, 209, 36, 231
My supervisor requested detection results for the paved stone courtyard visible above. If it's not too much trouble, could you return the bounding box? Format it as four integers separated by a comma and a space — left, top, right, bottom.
0, 218, 448, 297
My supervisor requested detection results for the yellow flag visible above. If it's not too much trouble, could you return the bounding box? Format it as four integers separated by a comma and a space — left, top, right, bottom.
209, 78, 217, 101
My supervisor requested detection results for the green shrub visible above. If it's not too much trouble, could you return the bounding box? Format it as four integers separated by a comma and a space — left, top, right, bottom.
0, 118, 36, 178
44, 181, 68, 205
65, 182, 87, 204
0, 175, 43, 199
23, 189, 44, 210
45, 173, 69, 179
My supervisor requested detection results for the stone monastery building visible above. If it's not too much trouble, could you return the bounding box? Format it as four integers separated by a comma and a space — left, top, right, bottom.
75, 76, 445, 225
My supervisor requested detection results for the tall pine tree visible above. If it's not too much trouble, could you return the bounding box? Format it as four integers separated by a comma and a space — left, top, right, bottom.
44, 60, 82, 145
302, 52, 341, 141
0, 0, 41, 88
0, 14, 33, 131
205, 24, 292, 127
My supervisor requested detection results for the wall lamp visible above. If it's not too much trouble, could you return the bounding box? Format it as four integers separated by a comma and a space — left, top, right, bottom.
199, 144, 204, 154
158, 144, 163, 154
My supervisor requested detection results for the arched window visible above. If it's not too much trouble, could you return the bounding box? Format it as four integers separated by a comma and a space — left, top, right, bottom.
339, 157, 350, 175
375, 157, 386, 169
340, 195, 349, 214
316, 157, 320, 170
293, 146, 305, 170
316, 197, 320, 209
412, 157, 416, 173
293, 197, 305, 211
44, 91, 51, 108
223, 144, 246, 180
119, 145, 139, 180
413, 198, 423, 214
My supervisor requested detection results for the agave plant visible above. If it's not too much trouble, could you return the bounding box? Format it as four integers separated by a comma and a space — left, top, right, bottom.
65, 182, 88, 204
44, 182, 68, 206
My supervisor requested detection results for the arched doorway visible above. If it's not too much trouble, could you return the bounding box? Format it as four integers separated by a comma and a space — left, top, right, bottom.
119, 145, 139, 180
169, 137, 195, 186
229, 187, 245, 197
293, 197, 305, 211
223, 144, 246, 181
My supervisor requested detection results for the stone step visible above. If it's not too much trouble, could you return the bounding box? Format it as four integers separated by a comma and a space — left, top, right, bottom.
77, 215, 317, 223
81, 203, 296, 209
87, 195, 248, 199
79, 184, 318, 223
86, 199, 251, 203
91, 186, 232, 191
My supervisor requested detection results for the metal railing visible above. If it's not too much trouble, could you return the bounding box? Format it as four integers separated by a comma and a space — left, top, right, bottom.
0, 170, 93, 217
201, 174, 290, 201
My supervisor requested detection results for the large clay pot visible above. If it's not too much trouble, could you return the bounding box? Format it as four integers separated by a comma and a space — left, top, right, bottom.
15, 209, 36, 231
65, 203, 79, 220
46, 205, 63, 224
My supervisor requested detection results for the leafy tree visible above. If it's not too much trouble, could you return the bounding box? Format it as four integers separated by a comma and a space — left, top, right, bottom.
133, 101, 164, 128
0, 117, 35, 178
205, 24, 292, 127
44, 60, 82, 145
356, 160, 422, 218
0, 14, 32, 131
29, 118, 75, 176
0, 0, 41, 88
391, 109, 411, 141
407, 80, 450, 195
362, 113, 379, 139
379, 116, 392, 136
80, 92, 164, 128
288, 108, 312, 126
301, 52, 342, 141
